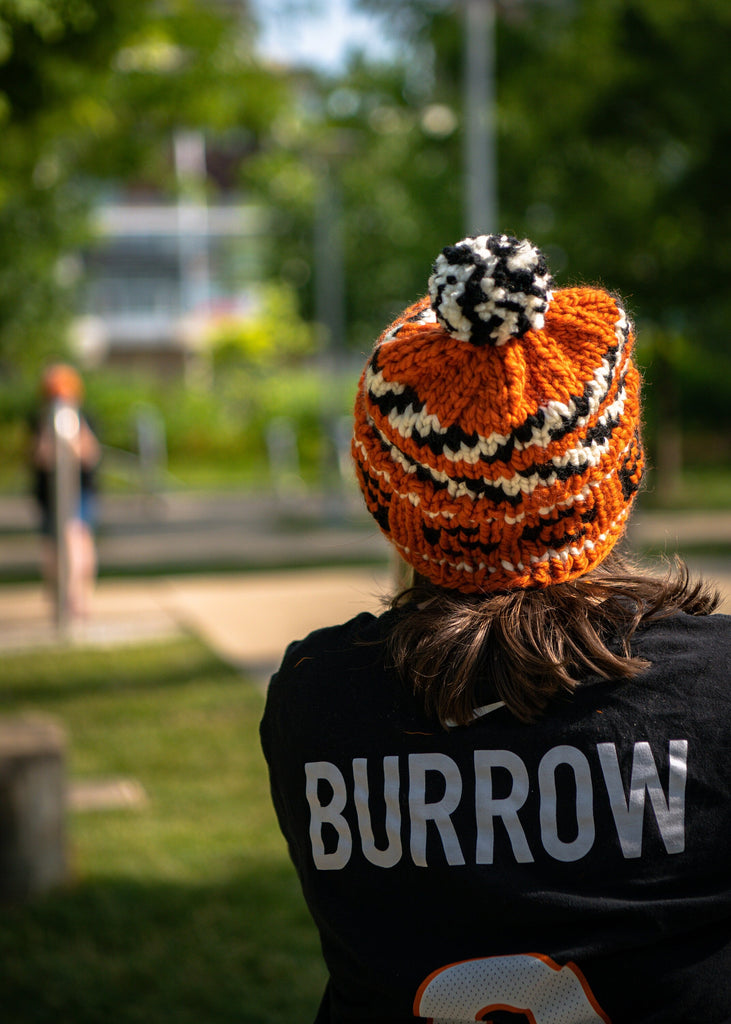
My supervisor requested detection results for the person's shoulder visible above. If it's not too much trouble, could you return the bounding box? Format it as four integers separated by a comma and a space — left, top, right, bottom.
633, 610, 731, 695
261, 609, 397, 748
273, 609, 388, 685
637, 608, 731, 646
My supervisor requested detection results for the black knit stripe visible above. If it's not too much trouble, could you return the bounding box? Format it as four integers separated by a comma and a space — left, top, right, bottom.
369, 433, 571, 507
417, 512, 593, 561
368, 371, 515, 462
354, 459, 392, 534
418, 509, 593, 559
367, 323, 627, 462
367, 402, 625, 503
368, 371, 627, 468
618, 428, 644, 501
520, 504, 597, 542
358, 435, 606, 555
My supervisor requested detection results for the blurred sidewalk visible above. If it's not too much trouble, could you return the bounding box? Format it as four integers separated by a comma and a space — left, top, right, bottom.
0, 494, 728, 677
0, 567, 394, 681
0, 491, 728, 579
0, 559, 728, 680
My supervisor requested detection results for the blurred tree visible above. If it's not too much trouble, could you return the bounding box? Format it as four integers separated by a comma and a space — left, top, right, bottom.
249, 0, 730, 483
492, 0, 731, 486
244, 55, 466, 357
0, 0, 288, 378
206, 281, 317, 371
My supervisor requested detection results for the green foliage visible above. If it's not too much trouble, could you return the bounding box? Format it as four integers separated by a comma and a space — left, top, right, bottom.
249, 0, 731, 453
245, 57, 465, 353
0, 637, 326, 1022
0, 360, 359, 492
208, 282, 317, 370
492, 0, 731, 463
0, 0, 289, 378
492, 0, 731, 328
3, 0, 728, 480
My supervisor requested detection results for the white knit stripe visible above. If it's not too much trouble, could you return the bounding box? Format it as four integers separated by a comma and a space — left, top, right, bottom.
369, 347, 629, 459
367, 306, 630, 459
353, 435, 608, 523
381, 306, 438, 344
379, 376, 625, 463
369, 370, 407, 397
386, 399, 451, 442
375, 420, 620, 502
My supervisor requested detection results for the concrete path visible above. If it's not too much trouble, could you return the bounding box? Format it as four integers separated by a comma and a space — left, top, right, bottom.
1, 493, 729, 580
0, 557, 728, 683
0, 567, 394, 682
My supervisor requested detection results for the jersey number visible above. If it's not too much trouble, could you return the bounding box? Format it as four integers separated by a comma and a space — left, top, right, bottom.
414, 953, 611, 1023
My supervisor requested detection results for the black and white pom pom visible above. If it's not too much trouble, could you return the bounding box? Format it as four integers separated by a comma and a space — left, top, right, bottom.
428, 234, 553, 347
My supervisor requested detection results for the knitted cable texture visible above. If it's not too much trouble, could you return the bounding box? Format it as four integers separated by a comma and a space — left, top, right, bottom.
352, 234, 644, 593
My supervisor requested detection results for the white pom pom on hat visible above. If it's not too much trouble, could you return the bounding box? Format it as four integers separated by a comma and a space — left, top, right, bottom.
428, 233, 554, 347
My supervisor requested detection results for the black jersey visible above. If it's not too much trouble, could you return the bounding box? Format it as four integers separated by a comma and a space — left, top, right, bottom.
260, 608, 731, 1023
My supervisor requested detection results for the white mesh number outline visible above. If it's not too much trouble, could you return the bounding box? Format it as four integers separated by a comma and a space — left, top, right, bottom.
414, 953, 611, 1023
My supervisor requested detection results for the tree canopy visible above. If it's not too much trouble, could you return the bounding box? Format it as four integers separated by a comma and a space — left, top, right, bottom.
0, 0, 287, 376
2, 0, 729, 471
247, 0, 730, 464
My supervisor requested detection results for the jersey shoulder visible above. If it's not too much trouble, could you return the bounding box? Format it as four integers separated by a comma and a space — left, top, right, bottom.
633, 610, 731, 675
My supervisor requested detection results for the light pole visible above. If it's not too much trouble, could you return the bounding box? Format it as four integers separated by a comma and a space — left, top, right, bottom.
463, 0, 497, 235
313, 159, 348, 507
313, 161, 346, 363
174, 129, 212, 384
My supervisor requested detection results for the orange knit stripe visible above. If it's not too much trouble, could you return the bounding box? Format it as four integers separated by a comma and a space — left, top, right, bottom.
356, 373, 639, 513
372, 289, 624, 436
365, 300, 633, 486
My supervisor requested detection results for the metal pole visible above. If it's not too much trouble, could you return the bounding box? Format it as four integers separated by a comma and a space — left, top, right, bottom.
52, 399, 81, 635
313, 163, 346, 361
174, 130, 212, 384
463, 0, 497, 235
313, 163, 348, 508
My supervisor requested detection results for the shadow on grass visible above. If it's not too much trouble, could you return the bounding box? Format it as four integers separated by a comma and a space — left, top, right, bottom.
0, 857, 326, 1024
1, 639, 245, 706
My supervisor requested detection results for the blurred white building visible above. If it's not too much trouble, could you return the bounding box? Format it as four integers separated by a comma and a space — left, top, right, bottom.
74, 132, 267, 376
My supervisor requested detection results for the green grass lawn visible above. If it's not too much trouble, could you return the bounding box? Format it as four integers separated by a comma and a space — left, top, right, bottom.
0, 638, 327, 1024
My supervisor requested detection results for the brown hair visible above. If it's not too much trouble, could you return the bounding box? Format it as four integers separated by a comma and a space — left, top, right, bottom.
387, 551, 720, 729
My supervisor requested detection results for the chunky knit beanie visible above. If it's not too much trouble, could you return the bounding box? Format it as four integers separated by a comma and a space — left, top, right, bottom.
352, 234, 644, 593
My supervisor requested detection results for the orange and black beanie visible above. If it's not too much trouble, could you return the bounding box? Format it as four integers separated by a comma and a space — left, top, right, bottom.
352, 234, 644, 593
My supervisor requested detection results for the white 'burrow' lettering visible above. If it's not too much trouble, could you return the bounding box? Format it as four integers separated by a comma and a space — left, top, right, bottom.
304, 741, 688, 870
409, 752, 466, 866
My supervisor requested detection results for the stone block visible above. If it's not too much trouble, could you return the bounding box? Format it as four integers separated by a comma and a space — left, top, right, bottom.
0, 716, 68, 902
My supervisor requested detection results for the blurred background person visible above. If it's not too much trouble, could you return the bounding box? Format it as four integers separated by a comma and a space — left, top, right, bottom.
29, 363, 101, 620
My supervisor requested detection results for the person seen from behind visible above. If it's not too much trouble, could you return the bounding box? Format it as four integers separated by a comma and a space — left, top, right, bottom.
30, 363, 101, 620
260, 234, 730, 1023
